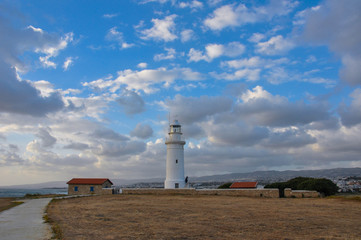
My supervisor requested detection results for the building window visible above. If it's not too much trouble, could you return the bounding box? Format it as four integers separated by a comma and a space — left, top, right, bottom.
74, 186, 78, 192
90, 186, 94, 192
176, 159, 178, 164
175, 183, 179, 188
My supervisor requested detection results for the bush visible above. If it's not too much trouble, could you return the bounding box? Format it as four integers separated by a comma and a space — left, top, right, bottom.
297, 178, 338, 196
218, 182, 232, 189
265, 177, 338, 196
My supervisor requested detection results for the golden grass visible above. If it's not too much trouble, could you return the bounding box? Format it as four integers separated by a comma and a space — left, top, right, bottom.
47, 195, 361, 240
0, 197, 23, 213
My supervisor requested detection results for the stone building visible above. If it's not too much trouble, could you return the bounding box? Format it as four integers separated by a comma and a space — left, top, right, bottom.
67, 178, 113, 195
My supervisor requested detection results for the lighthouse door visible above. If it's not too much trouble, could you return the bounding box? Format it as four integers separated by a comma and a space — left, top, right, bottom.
175, 183, 179, 188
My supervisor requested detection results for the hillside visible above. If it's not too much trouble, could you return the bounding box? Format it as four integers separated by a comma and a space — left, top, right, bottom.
1, 167, 360, 188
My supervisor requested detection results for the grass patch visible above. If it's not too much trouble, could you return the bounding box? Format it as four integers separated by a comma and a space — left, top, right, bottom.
44, 199, 63, 240
327, 195, 361, 202
22, 193, 67, 199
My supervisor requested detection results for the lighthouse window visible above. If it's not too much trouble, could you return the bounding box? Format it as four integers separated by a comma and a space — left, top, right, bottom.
176, 159, 178, 164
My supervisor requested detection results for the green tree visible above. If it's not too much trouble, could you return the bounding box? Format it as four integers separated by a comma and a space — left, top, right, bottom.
297, 178, 338, 196
218, 182, 232, 189
265, 177, 338, 197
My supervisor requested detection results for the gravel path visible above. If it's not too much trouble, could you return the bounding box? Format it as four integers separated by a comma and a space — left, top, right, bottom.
0, 198, 52, 240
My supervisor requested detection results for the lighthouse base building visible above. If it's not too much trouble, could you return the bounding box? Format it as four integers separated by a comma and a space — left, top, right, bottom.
164, 120, 187, 189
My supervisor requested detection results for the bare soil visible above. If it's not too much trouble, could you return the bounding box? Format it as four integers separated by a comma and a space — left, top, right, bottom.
0, 198, 23, 212
47, 195, 361, 240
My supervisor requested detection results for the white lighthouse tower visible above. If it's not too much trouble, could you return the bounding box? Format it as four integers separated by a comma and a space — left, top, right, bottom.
165, 119, 186, 189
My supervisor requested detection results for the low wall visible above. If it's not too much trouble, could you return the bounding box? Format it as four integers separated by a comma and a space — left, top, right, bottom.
101, 188, 114, 195
197, 189, 279, 198
121, 188, 279, 198
284, 188, 320, 198
122, 188, 197, 195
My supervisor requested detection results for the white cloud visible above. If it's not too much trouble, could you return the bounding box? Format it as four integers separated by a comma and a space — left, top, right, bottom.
63, 57, 76, 71
188, 48, 208, 62
204, 4, 240, 31
179, 1, 203, 9
204, 1, 298, 31
103, 13, 118, 19
213, 69, 261, 81
106, 27, 134, 49
188, 42, 245, 62
140, 15, 178, 42
37, 32, 74, 68
256, 35, 294, 55
222, 56, 263, 69
180, 29, 195, 42
154, 48, 176, 61
137, 62, 148, 68
248, 33, 265, 43
84, 67, 203, 94
241, 86, 277, 102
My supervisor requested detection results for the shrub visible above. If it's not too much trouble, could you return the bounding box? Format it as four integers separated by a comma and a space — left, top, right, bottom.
297, 178, 338, 196
218, 182, 232, 189
265, 177, 338, 196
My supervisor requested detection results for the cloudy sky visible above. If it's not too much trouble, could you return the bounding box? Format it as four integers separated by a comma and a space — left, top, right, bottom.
1, 0, 361, 185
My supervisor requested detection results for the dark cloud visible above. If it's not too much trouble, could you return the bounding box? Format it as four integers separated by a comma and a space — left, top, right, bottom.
338, 89, 361, 127
206, 123, 269, 146
0, 14, 65, 116
302, 0, 361, 85
0, 144, 24, 165
0, 61, 64, 116
261, 129, 317, 149
234, 98, 329, 127
36, 127, 57, 148
63, 142, 90, 150
130, 123, 153, 139
91, 128, 129, 141
116, 90, 145, 115
223, 82, 247, 97
182, 123, 205, 139
93, 140, 146, 157
306, 117, 340, 131
165, 94, 233, 124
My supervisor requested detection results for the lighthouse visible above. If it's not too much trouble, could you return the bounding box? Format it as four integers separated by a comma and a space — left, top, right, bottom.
165, 119, 186, 189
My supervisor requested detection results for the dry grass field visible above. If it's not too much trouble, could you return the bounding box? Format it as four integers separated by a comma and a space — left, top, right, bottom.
47, 195, 361, 240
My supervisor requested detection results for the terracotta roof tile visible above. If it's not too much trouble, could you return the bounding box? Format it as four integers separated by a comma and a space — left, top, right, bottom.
230, 182, 258, 188
67, 178, 113, 185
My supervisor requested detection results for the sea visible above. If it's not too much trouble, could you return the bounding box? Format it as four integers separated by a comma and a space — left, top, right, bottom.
0, 188, 68, 198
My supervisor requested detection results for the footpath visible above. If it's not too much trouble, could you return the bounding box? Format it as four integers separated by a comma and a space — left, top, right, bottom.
0, 198, 52, 240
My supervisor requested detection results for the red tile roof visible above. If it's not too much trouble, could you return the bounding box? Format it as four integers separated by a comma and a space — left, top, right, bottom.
230, 182, 258, 189
67, 178, 113, 185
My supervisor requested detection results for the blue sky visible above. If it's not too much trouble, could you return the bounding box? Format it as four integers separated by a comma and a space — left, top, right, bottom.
1, 0, 361, 185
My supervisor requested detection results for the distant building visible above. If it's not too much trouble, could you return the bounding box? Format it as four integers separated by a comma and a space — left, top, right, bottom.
230, 182, 258, 189
67, 178, 113, 195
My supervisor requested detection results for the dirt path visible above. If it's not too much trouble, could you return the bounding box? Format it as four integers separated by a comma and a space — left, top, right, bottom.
0, 198, 52, 240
